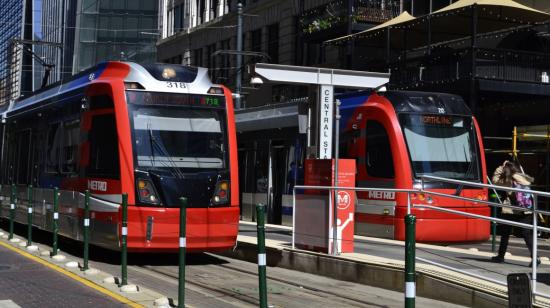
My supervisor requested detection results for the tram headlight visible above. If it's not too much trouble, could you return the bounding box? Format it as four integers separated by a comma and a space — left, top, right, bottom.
137, 179, 161, 205
212, 181, 230, 205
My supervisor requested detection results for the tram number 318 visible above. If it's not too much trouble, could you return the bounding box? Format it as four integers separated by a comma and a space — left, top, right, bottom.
166, 82, 187, 89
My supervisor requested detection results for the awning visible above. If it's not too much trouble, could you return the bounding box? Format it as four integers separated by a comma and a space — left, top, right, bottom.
425, 0, 550, 46
434, 0, 545, 16
325, 0, 549, 50
325, 11, 415, 46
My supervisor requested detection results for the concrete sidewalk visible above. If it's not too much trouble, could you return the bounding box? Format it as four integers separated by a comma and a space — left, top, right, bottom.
0, 243, 126, 307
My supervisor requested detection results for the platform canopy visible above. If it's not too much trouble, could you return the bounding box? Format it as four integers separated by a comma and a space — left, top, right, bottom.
325, 0, 550, 50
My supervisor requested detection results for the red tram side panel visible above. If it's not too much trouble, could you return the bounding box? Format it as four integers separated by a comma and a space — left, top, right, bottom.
338, 91, 489, 242
1, 62, 239, 252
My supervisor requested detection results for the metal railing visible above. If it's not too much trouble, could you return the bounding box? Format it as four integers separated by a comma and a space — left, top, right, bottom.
293, 177, 550, 302
420, 175, 550, 296
390, 47, 550, 88
300, 0, 400, 34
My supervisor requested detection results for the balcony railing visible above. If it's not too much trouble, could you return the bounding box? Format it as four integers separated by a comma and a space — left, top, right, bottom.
390, 48, 550, 88
300, 0, 400, 34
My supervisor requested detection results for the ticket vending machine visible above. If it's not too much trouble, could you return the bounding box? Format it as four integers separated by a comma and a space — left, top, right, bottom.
294, 159, 356, 254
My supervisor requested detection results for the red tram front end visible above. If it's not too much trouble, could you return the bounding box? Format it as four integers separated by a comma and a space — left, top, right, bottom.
339, 91, 489, 242
117, 64, 239, 252
2, 62, 239, 252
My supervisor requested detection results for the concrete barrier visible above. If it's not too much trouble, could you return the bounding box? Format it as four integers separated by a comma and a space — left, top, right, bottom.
221, 240, 512, 308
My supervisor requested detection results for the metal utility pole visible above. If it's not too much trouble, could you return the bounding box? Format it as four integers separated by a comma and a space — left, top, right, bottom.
235, 2, 243, 109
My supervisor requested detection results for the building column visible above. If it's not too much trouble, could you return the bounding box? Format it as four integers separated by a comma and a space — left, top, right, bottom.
205, 0, 211, 22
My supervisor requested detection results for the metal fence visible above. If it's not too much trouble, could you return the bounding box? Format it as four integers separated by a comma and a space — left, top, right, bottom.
293, 176, 550, 300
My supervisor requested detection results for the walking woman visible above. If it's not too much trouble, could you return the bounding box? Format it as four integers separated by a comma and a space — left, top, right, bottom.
491, 160, 540, 266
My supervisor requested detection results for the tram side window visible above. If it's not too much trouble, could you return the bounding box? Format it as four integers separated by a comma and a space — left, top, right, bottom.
88, 114, 120, 179
339, 129, 360, 158
15, 130, 32, 184
46, 123, 62, 174
365, 121, 394, 179
4, 133, 16, 183
62, 120, 80, 174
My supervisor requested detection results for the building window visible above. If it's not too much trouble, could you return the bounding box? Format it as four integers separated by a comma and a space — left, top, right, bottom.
206, 43, 216, 78
250, 29, 262, 52
267, 23, 279, 63
193, 48, 203, 67
219, 39, 230, 82
199, 0, 206, 24
174, 4, 183, 32
212, 0, 219, 18
163, 55, 182, 64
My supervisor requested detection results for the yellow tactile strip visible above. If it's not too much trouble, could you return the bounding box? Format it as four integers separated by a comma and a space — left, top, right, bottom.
0, 240, 144, 308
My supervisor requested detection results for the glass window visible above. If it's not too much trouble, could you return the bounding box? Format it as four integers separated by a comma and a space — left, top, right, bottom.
365, 120, 394, 179
99, 0, 110, 10
131, 107, 226, 170
82, 0, 98, 12
253, 141, 269, 193
400, 114, 480, 180
141, 0, 156, 11
46, 122, 62, 173
267, 23, 279, 63
125, 17, 138, 39
16, 130, 31, 184
88, 114, 120, 178
62, 120, 80, 174
81, 15, 97, 42
112, 0, 124, 10
174, 5, 182, 32
97, 16, 111, 41
250, 29, 262, 52
127, 0, 139, 10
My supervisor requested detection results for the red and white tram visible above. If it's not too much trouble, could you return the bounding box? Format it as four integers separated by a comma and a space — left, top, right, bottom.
339, 90, 490, 242
1, 62, 239, 251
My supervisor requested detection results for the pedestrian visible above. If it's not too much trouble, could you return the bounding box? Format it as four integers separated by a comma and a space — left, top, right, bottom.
491, 160, 540, 266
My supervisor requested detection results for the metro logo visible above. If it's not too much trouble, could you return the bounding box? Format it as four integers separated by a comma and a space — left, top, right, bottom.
337, 191, 351, 210
88, 180, 107, 192
368, 191, 395, 200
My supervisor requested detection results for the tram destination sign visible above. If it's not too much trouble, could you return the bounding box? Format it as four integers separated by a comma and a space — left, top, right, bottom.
126, 91, 225, 108
404, 114, 465, 127
319, 85, 333, 159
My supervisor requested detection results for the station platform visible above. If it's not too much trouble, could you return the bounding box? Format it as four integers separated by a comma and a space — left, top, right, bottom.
0, 241, 127, 307
233, 221, 550, 308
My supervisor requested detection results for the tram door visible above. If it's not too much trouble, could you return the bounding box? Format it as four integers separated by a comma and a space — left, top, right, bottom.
267, 142, 289, 224
239, 138, 298, 225
356, 119, 397, 238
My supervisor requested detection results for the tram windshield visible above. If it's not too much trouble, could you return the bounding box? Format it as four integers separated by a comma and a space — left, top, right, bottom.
400, 114, 480, 180
130, 106, 226, 171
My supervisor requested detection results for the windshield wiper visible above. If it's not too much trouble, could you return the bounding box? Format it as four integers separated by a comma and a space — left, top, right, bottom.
146, 124, 185, 179
147, 121, 156, 166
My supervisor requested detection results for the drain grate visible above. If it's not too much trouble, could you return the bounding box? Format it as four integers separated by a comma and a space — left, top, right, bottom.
0, 265, 12, 271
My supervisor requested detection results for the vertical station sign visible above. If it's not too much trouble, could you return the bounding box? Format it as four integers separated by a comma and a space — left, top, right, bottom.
319, 85, 333, 159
